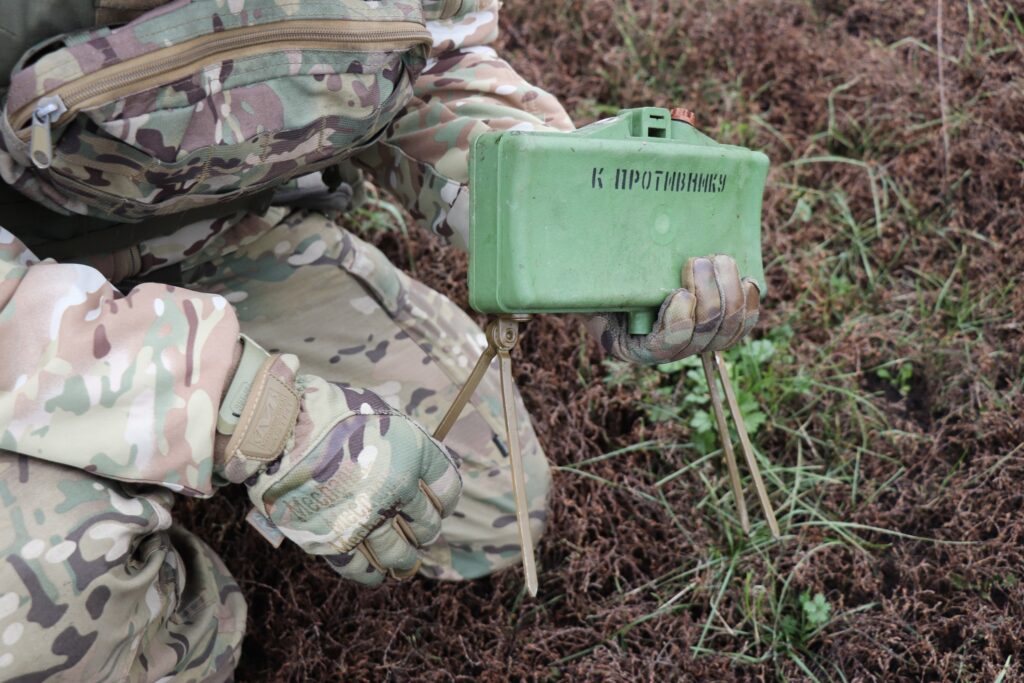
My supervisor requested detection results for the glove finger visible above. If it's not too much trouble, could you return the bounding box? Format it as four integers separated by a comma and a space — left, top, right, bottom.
637, 288, 696, 364
323, 549, 386, 586
396, 489, 444, 547
673, 257, 724, 358
738, 278, 762, 340
417, 439, 462, 518
705, 255, 746, 351
364, 523, 420, 572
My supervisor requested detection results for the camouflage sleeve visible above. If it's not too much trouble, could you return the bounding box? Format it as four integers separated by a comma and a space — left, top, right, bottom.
353, 0, 575, 251
0, 228, 240, 496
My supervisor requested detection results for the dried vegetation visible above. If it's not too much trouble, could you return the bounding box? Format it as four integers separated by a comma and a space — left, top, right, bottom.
180, 1, 1024, 680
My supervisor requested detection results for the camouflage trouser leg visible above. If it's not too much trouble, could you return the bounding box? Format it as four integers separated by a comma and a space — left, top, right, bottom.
185, 208, 552, 580
0, 208, 551, 680
0, 452, 245, 682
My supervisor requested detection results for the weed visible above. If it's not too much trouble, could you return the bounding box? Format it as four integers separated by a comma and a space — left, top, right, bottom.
604, 325, 808, 454
209, 1, 1024, 680
875, 361, 915, 397
779, 591, 833, 649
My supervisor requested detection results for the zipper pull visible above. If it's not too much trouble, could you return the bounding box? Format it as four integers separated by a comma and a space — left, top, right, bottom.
29, 96, 67, 169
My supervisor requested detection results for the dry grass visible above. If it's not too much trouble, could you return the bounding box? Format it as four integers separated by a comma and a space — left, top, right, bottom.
179, 1, 1024, 680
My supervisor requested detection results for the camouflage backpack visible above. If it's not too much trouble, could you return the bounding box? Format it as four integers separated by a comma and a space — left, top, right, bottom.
0, 0, 462, 256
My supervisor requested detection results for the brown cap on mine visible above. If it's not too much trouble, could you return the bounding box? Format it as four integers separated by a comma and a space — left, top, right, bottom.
670, 107, 697, 127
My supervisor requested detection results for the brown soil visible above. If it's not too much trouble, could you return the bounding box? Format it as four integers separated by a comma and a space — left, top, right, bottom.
179, 1, 1024, 680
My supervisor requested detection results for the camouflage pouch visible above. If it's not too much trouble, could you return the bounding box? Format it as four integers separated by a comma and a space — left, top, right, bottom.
0, 0, 435, 223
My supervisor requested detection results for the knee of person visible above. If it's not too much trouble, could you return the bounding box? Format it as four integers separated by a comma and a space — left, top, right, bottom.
0, 455, 175, 678
0, 455, 173, 571
425, 433, 553, 581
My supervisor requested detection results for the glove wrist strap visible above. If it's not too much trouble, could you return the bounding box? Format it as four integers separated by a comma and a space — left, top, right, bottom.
217, 339, 301, 483
218, 334, 270, 435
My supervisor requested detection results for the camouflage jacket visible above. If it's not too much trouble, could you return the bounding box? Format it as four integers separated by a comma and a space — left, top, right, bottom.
0, 1, 574, 496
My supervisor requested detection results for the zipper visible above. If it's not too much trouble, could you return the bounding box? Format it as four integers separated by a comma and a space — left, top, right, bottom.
42, 93, 394, 216
44, 135, 348, 218
15, 19, 432, 168
29, 96, 67, 169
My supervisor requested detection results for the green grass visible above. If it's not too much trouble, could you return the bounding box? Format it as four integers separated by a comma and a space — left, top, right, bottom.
539, 1, 1024, 679
555, 321, 902, 678
339, 1, 1022, 678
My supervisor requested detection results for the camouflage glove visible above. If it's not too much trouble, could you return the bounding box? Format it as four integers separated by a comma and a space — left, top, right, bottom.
586, 254, 760, 365
216, 338, 462, 585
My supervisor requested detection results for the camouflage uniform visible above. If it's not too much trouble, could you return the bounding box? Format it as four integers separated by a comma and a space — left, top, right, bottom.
0, 3, 574, 680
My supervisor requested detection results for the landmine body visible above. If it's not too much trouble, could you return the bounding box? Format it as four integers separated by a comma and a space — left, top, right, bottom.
469, 106, 768, 334
437, 108, 778, 595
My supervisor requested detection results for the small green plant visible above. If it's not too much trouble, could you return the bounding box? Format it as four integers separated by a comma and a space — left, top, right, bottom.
643, 325, 807, 454
665, 351, 769, 455
603, 325, 811, 453
876, 361, 914, 397
779, 591, 833, 648
802, 591, 832, 627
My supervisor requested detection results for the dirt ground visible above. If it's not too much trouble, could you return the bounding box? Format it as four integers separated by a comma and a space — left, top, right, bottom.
178, 1, 1024, 680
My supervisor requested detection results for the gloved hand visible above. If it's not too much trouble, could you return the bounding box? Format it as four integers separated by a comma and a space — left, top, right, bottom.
586, 254, 760, 365
215, 340, 462, 585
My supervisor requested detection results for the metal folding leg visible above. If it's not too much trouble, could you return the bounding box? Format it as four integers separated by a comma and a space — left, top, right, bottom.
434, 315, 539, 595
701, 351, 780, 538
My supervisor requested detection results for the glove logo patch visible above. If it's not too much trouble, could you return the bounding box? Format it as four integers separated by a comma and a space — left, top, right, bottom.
252, 388, 283, 448
234, 372, 300, 462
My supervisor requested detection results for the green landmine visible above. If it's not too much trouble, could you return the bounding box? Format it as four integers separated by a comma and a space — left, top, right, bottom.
469, 107, 769, 334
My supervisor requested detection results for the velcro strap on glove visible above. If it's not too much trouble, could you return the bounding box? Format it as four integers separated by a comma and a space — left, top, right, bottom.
217, 337, 301, 483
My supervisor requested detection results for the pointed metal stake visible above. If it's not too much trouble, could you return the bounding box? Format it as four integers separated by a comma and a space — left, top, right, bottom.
434, 346, 496, 442
494, 319, 538, 596
712, 351, 780, 538
433, 316, 538, 596
701, 353, 750, 533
